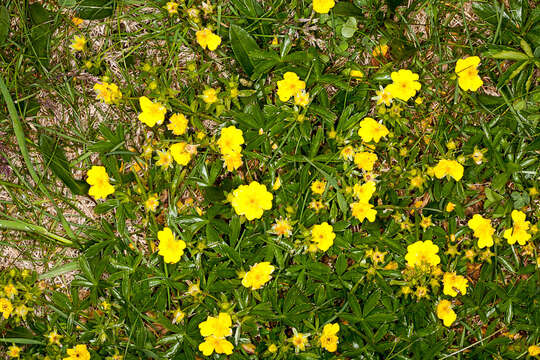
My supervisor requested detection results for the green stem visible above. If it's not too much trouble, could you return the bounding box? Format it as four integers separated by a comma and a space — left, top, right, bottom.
0, 219, 73, 245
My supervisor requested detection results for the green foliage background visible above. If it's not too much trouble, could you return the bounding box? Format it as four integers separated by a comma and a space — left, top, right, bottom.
0, 0, 539, 359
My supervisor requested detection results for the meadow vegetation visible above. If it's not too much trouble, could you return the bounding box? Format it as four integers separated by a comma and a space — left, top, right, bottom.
0, 0, 539, 359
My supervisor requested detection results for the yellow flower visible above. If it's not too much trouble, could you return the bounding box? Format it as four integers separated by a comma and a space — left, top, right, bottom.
272, 176, 282, 190
290, 332, 309, 351
217, 126, 244, 155
167, 113, 188, 135
468, 214, 495, 248
415, 286, 429, 299
93, 82, 122, 104
385, 69, 421, 101
529, 345, 540, 356
401, 286, 412, 296
195, 28, 221, 51
164, 1, 179, 15
309, 199, 326, 212
46, 330, 63, 345
340, 145, 355, 161
357, 117, 389, 143
14, 304, 29, 318
372, 85, 393, 106
155, 149, 173, 169
242, 262, 275, 290
170, 142, 192, 166
187, 282, 201, 296
405, 240, 440, 267
312, 0, 335, 14
442, 272, 468, 297
138, 96, 167, 127
436, 300, 456, 327
464, 248, 476, 262
350, 201, 377, 222
455, 56, 483, 91
201, 1, 214, 15
222, 151, 243, 171
231, 181, 273, 220
199, 335, 234, 356
157, 227, 186, 264
350, 69, 364, 78
4, 283, 17, 299
446, 202, 455, 212
64, 345, 91, 360
202, 88, 219, 104
372, 44, 389, 57
371, 249, 387, 264
294, 90, 310, 107
410, 175, 424, 189
199, 313, 233, 338
71, 17, 84, 27
471, 146, 487, 165
145, 194, 159, 212
354, 151, 377, 171
320, 323, 339, 352
311, 222, 336, 251
276, 72, 306, 102
7, 345, 21, 358
172, 309, 185, 324
353, 181, 376, 202
433, 159, 464, 181
503, 210, 531, 245
420, 215, 432, 229
186, 7, 199, 18
70, 35, 86, 51
271, 217, 292, 237
268, 343, 278, 353
311, 180, 326, 195
86, 166, 115, 200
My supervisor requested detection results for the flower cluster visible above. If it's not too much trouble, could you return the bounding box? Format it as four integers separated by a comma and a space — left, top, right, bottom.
217, 125, 244, 171
198, 313, 234, 356
276, 72, 309, 106
93, 81, 122, 104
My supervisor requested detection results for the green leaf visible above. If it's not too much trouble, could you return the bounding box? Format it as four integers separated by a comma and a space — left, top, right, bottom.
497, 60, 529, 88
484, 49, 529, 61
28, 3, 51, 25
510, 191, 529, 208
39, 134, 90, 195
229, 24, 261, 76
386, 0, 406, 13
333, 2, 363, 17
77, 0, 116, 20
0, 219, 72, 246
39, 261, 79, 280
0, 6, 9, 44
363, 292, 380, 317
59, 0, 78, 6
484, 188, 504, 209
0, 338, 45, 345
341, 17, 357, 38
